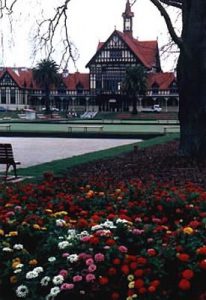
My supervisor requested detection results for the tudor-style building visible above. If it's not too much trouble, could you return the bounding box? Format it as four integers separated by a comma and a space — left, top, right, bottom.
86, 0, 178, 112
0, 0, 178, 113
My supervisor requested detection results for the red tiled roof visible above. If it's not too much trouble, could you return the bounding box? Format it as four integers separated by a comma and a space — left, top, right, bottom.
87, 30, 159, 69
147, 72, 176, 89
63, 72, 90, 90
0, 68, 90, 90
117, 31, 158, 68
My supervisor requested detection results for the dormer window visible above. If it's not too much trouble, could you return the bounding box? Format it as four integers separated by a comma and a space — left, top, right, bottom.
169, 81, 178, 94
76, 82, 83, 94
152, 83, 159, 95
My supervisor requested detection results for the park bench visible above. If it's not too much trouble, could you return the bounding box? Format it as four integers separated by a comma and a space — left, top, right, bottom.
68, 125, 104, 133
0, 143, 21, 178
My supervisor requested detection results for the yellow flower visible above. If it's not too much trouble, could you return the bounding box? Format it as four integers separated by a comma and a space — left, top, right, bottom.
12, 257, 21, 263
33, 224, 41, 230
45, 209, 53, 213
128, 281, 135, 289
10, 276, 17, 284
8, 231, 18, 237
127, 274, 134, 282
28, 259, 38, 266
53, 211, 68, 217
183, 227, 194, 235
12, 261, 21, 269
126, 297, 133, 300
0, 229, 4, 236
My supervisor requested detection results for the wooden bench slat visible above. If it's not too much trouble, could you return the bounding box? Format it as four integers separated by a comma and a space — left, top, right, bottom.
0, 143, 21, 179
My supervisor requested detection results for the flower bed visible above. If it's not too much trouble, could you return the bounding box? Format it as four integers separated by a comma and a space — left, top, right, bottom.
1, 141, 206, 300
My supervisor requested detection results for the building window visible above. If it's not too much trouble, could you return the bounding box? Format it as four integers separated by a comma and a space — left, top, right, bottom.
11, 89, 16, 104
110, 50, 122, 59
1, 89, 6, 104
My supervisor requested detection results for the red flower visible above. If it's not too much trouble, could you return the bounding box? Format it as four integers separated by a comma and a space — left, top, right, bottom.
137, 257, 147, 265
182, 269, 194, 280
130, 262, 138, 270
148, 285, 157, 293
178, 279, 191, 290
197, 246, 206, 255
111, 292, 120, 300
99, 276, 109, 285
134, 269, 144, 277
135, 279, 144, 289
177, 253, 190, 262
113, 258, 121, 265
89, 237, 99, 245
199, 259, 206, 270
107, 267, 117, 276
147, 248, 157, 256
121, 264, 130, 275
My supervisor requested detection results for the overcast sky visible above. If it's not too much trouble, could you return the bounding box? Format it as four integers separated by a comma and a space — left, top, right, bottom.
0, 0, 181, 72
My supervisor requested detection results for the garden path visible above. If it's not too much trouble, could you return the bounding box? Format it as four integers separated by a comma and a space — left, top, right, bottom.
0, 137, 140, 170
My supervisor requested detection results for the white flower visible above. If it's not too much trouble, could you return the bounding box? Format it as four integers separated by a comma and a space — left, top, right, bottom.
14, 263, 24, 269
91, 224, 103, 231
56, 219, 66, 227
33, 266, 43, 273
116, 218, 129, 224
67, 229, 76, 236
48, 256, 56, 262
40, 276, 51, 286
13, 244, 24, 250
50, 286, 60, 296
14, 268, 23, 274
16, 285, 29, 298
26, 270, 39, 279
67, 254, 78, 263
103, 220, 116, 229
2, 247, 13, 252
78, 230, 89, 237
58, 241, 69, 249
52, 274, 64, 285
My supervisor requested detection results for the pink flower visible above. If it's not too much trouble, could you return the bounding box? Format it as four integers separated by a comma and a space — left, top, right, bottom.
80, 236, 91, 242
73, 275, 83, 282
85, 273, 96, 282
62, 253, 70, 258
86, 258, 94, 266
59, 269, 68, 278
94, 253, 105, 262
88, 264, 97, 272
61, 283, 74, 290
118, 245, 128, 253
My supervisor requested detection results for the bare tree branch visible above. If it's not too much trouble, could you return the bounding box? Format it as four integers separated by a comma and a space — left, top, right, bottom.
159, 0, 182, 9
32, 0, 78, 69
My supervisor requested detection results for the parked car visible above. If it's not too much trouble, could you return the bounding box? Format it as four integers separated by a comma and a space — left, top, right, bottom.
0, 106, 6, 112
141, 104, 162, 113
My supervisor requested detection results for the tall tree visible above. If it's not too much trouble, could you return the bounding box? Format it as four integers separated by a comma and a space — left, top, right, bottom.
32, 58, 60, 113
121, 65, 147, 114
141, 0, 206, 158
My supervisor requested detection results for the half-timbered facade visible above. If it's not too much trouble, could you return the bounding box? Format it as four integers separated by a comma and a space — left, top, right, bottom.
0, 0, 178, 113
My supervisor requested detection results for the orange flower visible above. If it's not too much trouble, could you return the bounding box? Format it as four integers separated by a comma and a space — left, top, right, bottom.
29, 259, 38, 266
10, 276, 17, 284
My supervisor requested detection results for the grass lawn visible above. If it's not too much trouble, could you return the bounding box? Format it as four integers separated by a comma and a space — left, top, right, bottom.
12, 133, 179, 180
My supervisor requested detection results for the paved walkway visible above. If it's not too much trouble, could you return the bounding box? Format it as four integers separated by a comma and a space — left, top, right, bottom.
0, 137, 140, 171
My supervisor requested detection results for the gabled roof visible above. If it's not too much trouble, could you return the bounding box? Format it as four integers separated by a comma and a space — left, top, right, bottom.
147, 72, 176, 89
86, 30, 159, 69
0, 67, 90, 91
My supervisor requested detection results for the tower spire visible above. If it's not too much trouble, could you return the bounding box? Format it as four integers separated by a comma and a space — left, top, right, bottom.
122, 0, 134, 37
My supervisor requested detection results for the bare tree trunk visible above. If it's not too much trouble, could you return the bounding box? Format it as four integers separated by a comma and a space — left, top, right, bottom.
178, 0, 206, 157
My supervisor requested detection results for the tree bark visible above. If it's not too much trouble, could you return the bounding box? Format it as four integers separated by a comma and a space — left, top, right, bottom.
178, 0, 206, 157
